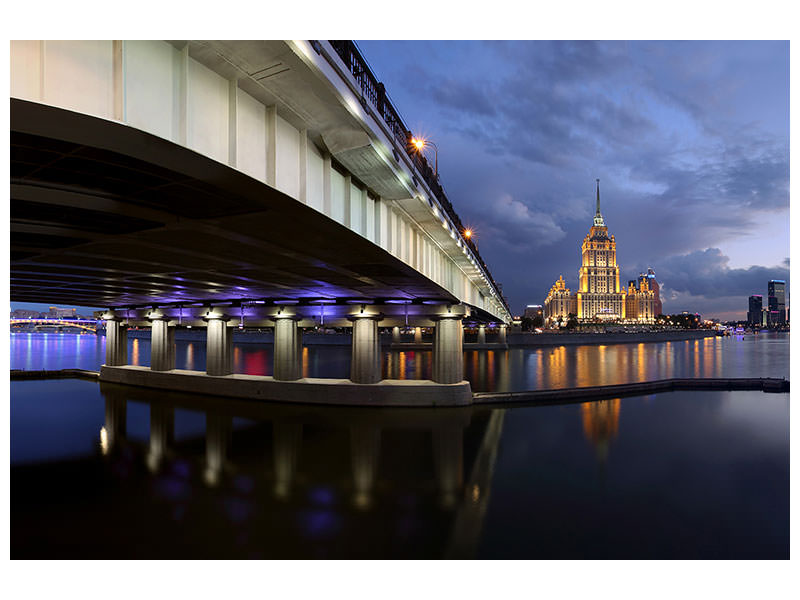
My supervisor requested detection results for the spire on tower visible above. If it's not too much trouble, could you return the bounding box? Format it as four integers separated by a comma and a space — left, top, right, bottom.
596, 179, 601, 216
593, 178, 605, 227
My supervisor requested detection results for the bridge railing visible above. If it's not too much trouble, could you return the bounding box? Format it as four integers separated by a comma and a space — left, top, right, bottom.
327, 40, 509, 315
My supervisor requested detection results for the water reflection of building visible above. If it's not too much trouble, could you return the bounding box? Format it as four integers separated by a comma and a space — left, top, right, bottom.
96, 382, 505, 558
580, 398, 621, 461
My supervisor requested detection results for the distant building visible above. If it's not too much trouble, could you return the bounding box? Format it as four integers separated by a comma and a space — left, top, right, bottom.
11, 308, 42, 319
747, 295, 763, 326
523, 305, 543, 320
48, 306, 77, 319
767, 280, 786, 326
543, 275, 576, 326
626, 277, 655, 322
646, 267, 663, 316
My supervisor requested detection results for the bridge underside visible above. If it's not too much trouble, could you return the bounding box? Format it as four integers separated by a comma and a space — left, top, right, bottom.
11, 99, 476, 313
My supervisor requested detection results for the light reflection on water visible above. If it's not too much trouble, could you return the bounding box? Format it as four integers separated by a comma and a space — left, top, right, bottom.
9, 375, 789, 559
9, 332, 789, 392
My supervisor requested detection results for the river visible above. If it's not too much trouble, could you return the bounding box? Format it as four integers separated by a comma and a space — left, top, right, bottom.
9, 332, 789, 558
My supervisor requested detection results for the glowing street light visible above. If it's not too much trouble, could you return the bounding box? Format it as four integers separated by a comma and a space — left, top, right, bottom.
464, 227, 478, 250
410, 137, 439, 179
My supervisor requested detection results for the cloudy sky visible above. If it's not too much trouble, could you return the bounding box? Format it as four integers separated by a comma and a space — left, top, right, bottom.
357, 40, 790, 320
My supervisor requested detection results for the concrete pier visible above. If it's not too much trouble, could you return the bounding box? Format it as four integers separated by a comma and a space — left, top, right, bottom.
273, 316, 302, 381
477, 325, 486, 345
432, 315, 464, 385
497, 325, 507, 344
149, 317, 175, 371
392, 326, 401, 344
100, 365, 473, 406
104, 319, 128, 367
414, 326, 423, 343
205, 316, 233, 376
350, 315, 382, 384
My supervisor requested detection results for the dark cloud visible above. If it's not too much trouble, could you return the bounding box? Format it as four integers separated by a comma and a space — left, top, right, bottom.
631, 248, 790, 300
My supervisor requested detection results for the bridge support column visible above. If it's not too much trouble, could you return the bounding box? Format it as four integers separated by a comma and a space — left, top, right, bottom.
477, 324, 486, 345
349, 311, 383, 384
272, 316, 302, 381
432, 314, 465, 384
204, 313, 233, 376
392, 326, 401, 344
103, 316, 128, 366
149, 315, 175, 371
498, 324, 507, 344
414, 326, 422, 343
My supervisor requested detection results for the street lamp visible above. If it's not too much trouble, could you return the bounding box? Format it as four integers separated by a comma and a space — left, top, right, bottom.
464, 227, 477, 250
410, 137, 439, 179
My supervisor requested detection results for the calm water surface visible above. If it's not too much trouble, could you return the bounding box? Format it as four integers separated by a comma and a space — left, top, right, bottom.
10, 332, 789, 558
9, 331, 790, 391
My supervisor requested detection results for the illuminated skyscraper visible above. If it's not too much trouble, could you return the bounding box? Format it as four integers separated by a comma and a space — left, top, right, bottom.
767, 280, 786, 325
575, 180, 627, 321
543, 180, 655, 325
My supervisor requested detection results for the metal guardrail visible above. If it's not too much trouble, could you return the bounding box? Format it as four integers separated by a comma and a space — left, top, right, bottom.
327, 41, 510, 315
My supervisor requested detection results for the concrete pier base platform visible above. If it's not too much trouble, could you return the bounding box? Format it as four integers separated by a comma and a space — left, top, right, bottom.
99, 365, 473, 407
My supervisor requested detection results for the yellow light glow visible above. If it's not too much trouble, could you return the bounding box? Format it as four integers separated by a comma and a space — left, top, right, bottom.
412, 138, 425, 150
464, 229, 472, 238
100, 427, 109, 455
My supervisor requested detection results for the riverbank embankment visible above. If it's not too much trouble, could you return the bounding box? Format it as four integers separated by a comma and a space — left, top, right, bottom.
11, 368, 99, 380
508, 329, 717, 347
473, 377, 789, 406
122, 328, 717, 348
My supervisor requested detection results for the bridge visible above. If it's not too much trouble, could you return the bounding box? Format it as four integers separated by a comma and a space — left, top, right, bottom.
10, 40, 511, 404
10, 318, 99, 333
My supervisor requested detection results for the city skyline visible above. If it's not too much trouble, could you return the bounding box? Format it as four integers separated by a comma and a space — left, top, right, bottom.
356, 40, 790, 320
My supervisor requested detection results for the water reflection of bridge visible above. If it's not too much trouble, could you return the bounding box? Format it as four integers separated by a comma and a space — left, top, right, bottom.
98, 382, 505, 558
10, 318, 100, 333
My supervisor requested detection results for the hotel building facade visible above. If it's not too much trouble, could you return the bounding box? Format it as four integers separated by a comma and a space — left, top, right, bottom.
544, 180, 657, 326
